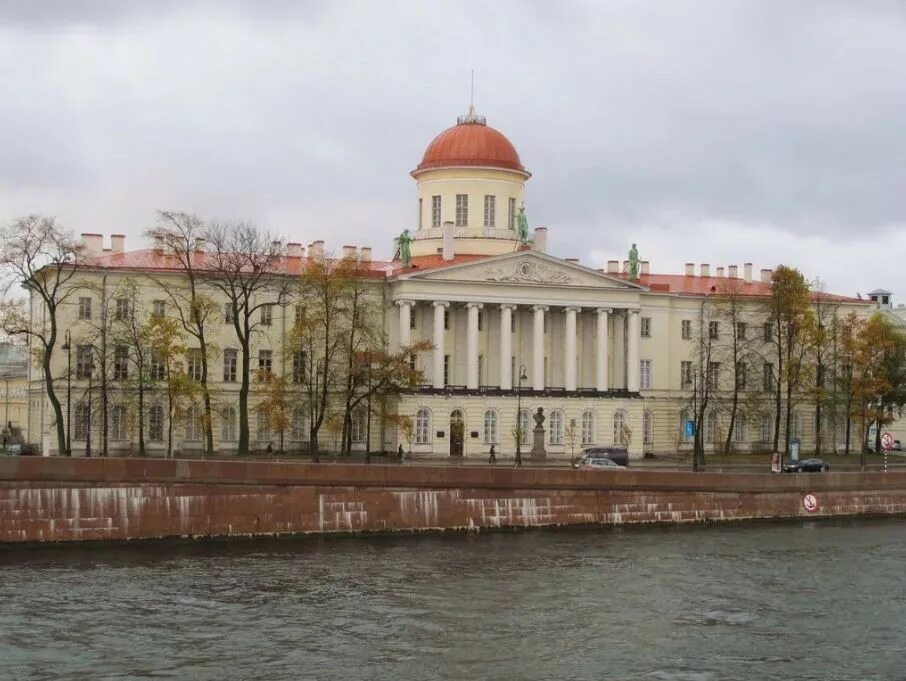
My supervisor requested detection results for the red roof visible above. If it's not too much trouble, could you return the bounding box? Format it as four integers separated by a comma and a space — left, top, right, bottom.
617, 273, 864, 303
415, 121, 525, 174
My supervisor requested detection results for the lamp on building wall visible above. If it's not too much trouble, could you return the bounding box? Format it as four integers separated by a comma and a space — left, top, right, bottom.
515, 363, 527, 467
61, 330, 72, 456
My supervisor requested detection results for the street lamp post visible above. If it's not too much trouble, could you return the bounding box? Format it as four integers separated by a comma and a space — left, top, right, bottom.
515, 363, 527, 467
61, 331, 72, 456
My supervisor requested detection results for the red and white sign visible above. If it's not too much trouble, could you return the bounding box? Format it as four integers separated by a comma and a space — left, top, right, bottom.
802, 493, 820, 513
881, 432, 895, 451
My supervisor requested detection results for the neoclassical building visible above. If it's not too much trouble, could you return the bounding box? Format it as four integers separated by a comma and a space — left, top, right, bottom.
26, 107, 872, 459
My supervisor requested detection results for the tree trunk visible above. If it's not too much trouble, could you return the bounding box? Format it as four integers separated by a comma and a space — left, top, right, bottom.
137, 382, 145, 457
238, 340, 250, 456
43, 321, 66, 456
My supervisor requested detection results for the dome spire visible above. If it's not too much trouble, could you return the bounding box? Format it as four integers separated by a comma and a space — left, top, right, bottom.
458, 70, 486, 125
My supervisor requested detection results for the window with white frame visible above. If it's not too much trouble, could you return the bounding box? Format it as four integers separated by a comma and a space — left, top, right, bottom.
791, 411, 801, 439
455, 194, 468, 227
736, 362, 747, 390
221, 407, 237, 442
256, 409, 271, 443
418, 197, 423, 230
581, 410, 595, 445
431, 195, 441, 228
483, 409, 498, 444
680, 410, 693, 442
350, 409, 366, 443
681, 361, 693, 389
291, 407, 306, 441
294, 305, 305, 324
681, 319, 692, 340
187, 348, 203, 382
292, 350, 306, 384
549, 410, 563, 445
113, 346, 129, 380
733, 414, 747, 442
508, 197, 516, 229
613, 410, 627, 445
76, 345, 93, 379
224, 302, 234, 324
416, 408, 431, 444
706, 410, 718, 443
643, 410, 653, 445
640, 317, 651, 337
114, 297, 130, 321
260, 304, 273, 326
74, 402, 90, 440
149, 404, 164, 442
258, 350, 272, 379
760, 413, 773, 443
111, 405, 127, 440
519, 409, 531, 445
78, 297, 92, 320
185, 405, 202, 441
152, 300, 165, 318
483, 195, 495, 229
640, 360, 652, 389
708, 362, 720, 390
709, 321, 719, 340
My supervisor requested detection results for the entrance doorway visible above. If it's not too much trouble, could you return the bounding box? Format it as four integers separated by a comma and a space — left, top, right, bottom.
449, 409, 464, 457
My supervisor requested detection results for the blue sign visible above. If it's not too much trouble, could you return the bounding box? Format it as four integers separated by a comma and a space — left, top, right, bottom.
684, 420, 696, 438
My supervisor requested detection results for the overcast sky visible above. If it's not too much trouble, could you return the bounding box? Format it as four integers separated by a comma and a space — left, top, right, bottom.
2, 0, 904, 298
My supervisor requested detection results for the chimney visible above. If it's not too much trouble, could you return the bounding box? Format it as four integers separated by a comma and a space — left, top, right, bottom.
760, 268, 773, 283
717, 266, 724, 277
641, 261, 650, 275
565, 258, 580, 264
286, 242, 303, 257
729, 265, 738, 279
442, 221, 454, 261
271, 240, 283, 253
80, 233, 103, 257
607, 260, 619, 274
110, 234, 125, 254
194, 236, 206, 253
310, 240, 324, 258
685, 263, 694, 276
342, 245, 357, 259
532, 227, 548, 253
700, 263, 710, 277
153, 233, 165, 255
743, 263, 753, 283
359, 246, 372, 262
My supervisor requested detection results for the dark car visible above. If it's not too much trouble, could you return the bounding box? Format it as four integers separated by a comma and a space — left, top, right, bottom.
572, 447, 629, 468
784, 458, 829, 473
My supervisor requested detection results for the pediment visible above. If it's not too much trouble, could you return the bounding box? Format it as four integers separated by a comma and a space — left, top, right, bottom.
400, 252, 644, 290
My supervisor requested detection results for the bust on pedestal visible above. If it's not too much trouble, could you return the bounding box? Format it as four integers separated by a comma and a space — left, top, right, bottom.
531, 407, 546, 459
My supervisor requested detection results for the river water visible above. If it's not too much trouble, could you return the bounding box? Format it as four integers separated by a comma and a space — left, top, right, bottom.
2, 520, 906, 681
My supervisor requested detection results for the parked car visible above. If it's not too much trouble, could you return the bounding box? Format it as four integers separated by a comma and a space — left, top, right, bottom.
895, 440, 903, 452
574, 446, 629, 467
784, 458, 830, 473
575, 456, 626, 471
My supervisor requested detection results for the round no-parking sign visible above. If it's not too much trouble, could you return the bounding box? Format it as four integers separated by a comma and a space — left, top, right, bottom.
802, 493, 820, 513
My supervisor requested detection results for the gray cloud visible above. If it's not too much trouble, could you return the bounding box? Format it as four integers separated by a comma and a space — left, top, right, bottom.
1, 0, 904, 296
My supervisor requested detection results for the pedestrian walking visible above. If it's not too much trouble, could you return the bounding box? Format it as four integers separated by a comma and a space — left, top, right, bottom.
398, 444, 404, 462
488, 444, 496, 464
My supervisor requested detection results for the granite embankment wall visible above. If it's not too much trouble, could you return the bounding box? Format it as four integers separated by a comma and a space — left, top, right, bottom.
2, 457, 906, 543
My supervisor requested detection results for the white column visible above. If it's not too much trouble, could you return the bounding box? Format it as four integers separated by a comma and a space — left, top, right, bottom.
532, 305, 547, 391
627, 309, 641, 392
499, 304, 515, 390
396, 300, 413, 349
466, 302, 482, 390
564, 306, 579, 391
596, 308, 610, 392
432, 301, 448, 389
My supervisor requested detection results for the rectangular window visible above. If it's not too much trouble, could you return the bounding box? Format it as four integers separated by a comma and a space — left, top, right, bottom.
483, 195, 495, 228
763, 363, 775, 392
149, 405, 164, 442
681, 319, 692, 340
455, 194, 468, 227
763, 322, 773, 342
737, 322, 747, 340
111, 405, 127, 440
223, 349, 237, 383
736, 361, 747, 390
260, 304, 273, 326
418, 197, 423, 230
641, 317, 651, 337
152, 300, 165, 318
431, 195, 441, 228
187, 348, 203, 382
408, 354, 416, 372
224, 303, 234, 324
444, 354, 450, 386
760, 413, 772, 443
681, 361, 693, 389
114, 297, 129, 321
149, 352, 165, 381
292, 350, 306, 384
78, 297, 92, 320
444, 309, 450, 331
508, 197, 516, 229
640, 359, 652, 390
294, 305, 305, 324
258, 350, 272, 378
709, 321, 719, 340
113, 346, 129, 380
708, 361, 721, 390
76, 345, 93, 379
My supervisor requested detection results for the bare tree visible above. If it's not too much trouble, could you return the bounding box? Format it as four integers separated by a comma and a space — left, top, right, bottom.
205, 221, 288, 455
0, 216, 82, 455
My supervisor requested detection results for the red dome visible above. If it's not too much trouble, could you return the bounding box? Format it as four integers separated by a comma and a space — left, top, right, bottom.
415, 118, 527, 174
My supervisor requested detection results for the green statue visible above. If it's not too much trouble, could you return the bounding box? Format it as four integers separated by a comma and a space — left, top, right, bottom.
515, 204, 529, 244
628, 243, 640, 280
395, 229, 413, 267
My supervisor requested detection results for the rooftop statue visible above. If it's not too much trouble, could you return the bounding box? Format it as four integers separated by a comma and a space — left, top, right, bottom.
516, 205, 529, 244
396, 229, 413, 268
628, 243, 640, 280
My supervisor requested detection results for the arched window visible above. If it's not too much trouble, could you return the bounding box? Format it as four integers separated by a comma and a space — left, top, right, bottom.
483, 409, 498, 444
680, 409, 693, 442
221, 407, 237, 442
613, 410, 627, 445
518, 409, 531, 445
643, 410, 653, 445
582, 410, 595, 445
705, 410, 718, 443
185, 405, 201, 441
256, 409, 271, 443
111, 405, 127, 441
74, 402, 89, 441
350, 408, 366, 443
549, 410, 563, 445
733, 414, 747, 442
415, 408, 431, 444
291, 406, 306, 442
